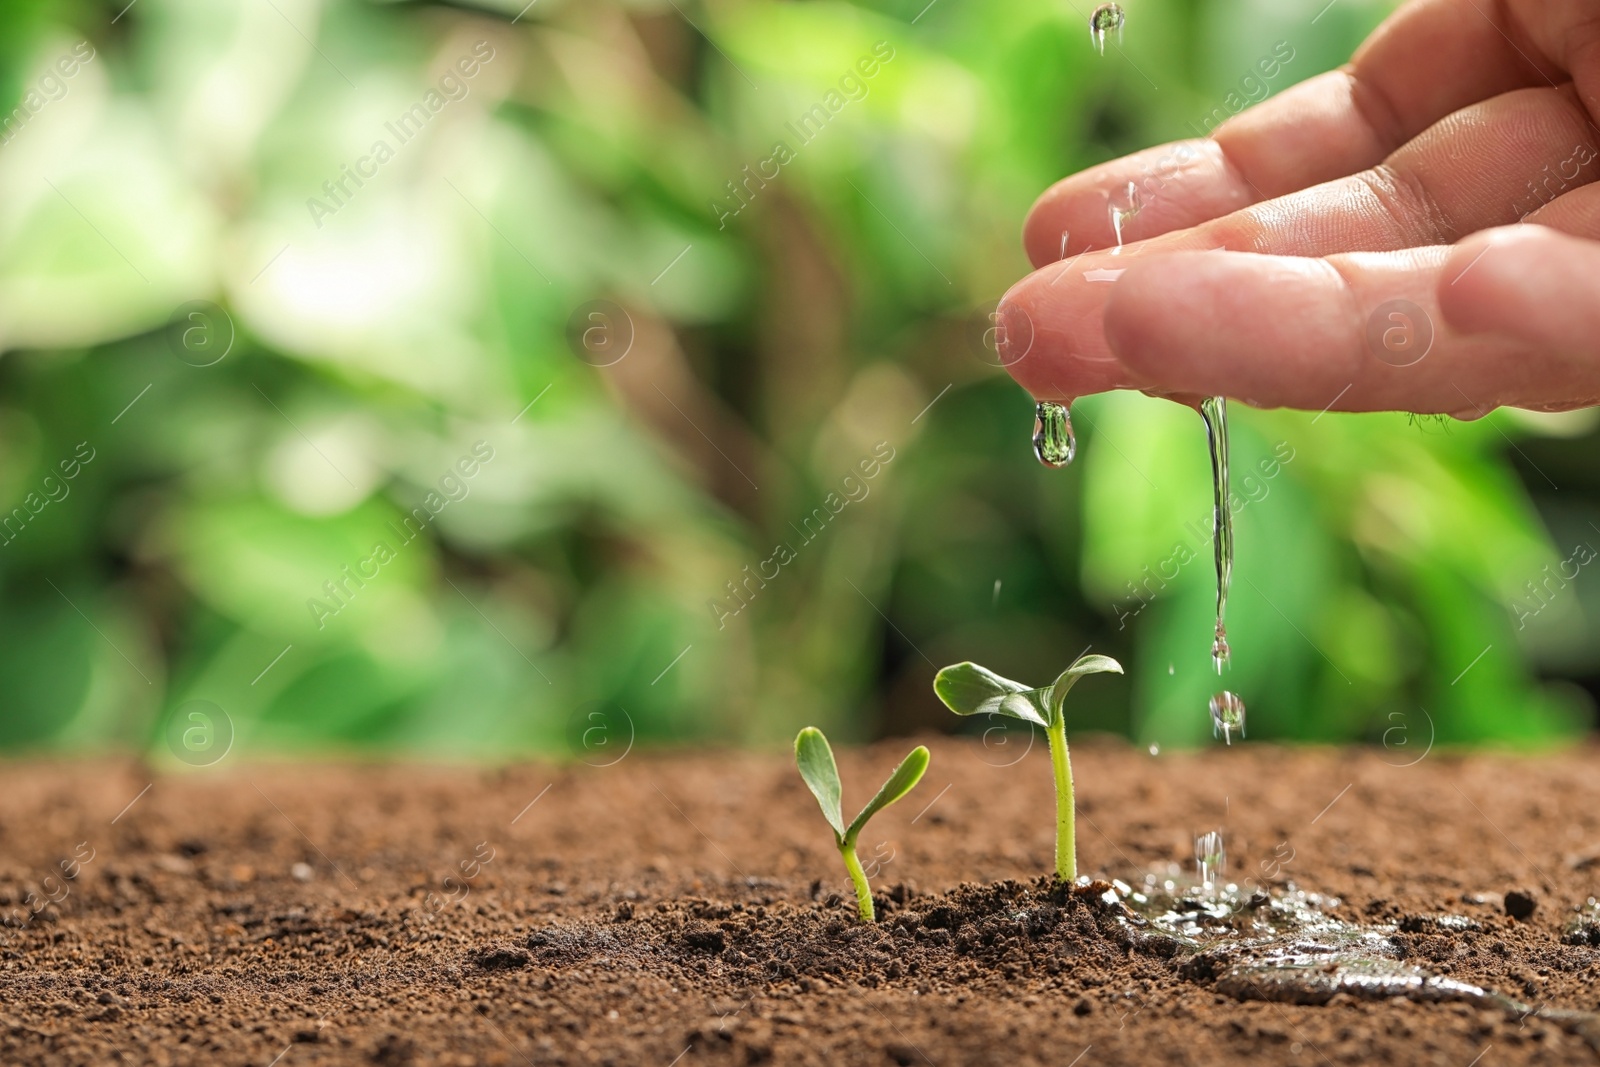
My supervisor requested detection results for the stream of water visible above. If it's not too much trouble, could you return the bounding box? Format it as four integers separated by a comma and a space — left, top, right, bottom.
1031, 4, 1245, 769
1198, 396, 1232, 674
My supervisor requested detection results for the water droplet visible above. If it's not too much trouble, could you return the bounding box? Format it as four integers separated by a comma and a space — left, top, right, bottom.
1148, 743, 1160, 756
1212, 630, 1230, 673
1167, 663, 1175, 676
1033, 401, 1076, 467
1089, 3, 1126, 56
1209, 691, 1246, 745
1109, 181, 1141, 253
1195, 829, 1226, 887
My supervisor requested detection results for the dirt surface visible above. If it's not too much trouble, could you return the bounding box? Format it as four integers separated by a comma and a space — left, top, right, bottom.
3, 738, 1600, 1066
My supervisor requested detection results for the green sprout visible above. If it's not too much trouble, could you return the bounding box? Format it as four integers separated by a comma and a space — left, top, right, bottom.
794, 727, 930, 923
932, 654, 1123, 882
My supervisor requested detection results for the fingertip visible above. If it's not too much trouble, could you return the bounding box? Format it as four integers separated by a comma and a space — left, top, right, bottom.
993, 285, 1041, 382
993, 270, 1071, 401
1020, 139, 1251, 268
1021, 199, 1063, 270
995, 261, 1137, 401
1020, 196, 1102, 269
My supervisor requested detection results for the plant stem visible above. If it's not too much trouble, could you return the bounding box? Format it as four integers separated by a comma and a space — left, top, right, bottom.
839, 839, 875, 922
1047, 713, 1076, 882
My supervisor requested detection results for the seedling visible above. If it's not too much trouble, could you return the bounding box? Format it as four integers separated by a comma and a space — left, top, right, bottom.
794, 727, 929, 923
932, 653, 1123, 882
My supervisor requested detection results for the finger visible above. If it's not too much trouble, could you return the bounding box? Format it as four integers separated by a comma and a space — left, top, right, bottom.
1001, 86, 1599, 401
1520, 169, 1600, 232
1020, 139, 1253, 267
1022, 0, 1565, 266
1098, 225, 1600, 414
1438, 225, 1600, 409
1224, 0, 1564, 197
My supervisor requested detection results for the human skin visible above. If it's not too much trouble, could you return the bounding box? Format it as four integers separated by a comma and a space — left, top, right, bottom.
997, 0, 1600, 417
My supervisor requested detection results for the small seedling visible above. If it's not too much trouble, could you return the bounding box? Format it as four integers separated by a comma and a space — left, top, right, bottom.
932, 653, 1123, 882
794, 727, 929, 923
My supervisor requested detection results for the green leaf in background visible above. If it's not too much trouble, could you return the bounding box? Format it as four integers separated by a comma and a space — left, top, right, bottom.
0, 592, 97, 747
0, 0, 1590, 759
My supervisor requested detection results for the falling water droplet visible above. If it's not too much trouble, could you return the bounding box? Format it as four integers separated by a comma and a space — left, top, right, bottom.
1199, 396, 1233, 674
1195, 829, 1226, 887
1033, 401, 1076, 467
1089, 3, 1126, 56
1109, 181, 1142, 254
1148, 743, 1160, 756
1212, 631, 1231, 673
1167, 663, 1175, 676
1209, 691, 1246, 745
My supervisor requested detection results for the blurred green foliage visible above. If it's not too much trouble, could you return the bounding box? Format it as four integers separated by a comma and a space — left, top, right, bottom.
0, 0, 1594, 762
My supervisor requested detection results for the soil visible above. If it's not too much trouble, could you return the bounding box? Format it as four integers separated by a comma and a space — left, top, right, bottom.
3, 737, 1600, 1066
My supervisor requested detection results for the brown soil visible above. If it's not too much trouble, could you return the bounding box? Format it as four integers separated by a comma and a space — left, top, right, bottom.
3, 738, 1600, 1066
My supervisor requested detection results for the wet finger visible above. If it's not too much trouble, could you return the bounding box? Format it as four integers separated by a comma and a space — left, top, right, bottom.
1022, 0, 1567, 267
1001, 87, 1599, 402
1099, 226, 1600, 414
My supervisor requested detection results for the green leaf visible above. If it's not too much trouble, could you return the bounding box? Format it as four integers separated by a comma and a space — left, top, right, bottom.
933, 662, 1048, 727
846, 745, 930, 843
795, 727, 845, 838
1045, 654, 1124, 724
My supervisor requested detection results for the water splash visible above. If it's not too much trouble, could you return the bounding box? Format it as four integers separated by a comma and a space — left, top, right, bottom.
1195, 830, 1226, 887
1089, 3, 1126, 56
1099, 879, 1600, 1048
1199, 396, 1232, 672
1209, 691, 1246, 745
1119, 877, 1347, 945
1565, 898, 1600, 946
1033, 401, 1076, 467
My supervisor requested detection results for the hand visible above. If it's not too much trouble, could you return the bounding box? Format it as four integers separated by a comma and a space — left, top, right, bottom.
997, 0, 1600, 416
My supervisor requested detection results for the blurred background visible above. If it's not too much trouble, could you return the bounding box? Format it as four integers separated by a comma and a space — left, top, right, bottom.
0, 0, 1595, 764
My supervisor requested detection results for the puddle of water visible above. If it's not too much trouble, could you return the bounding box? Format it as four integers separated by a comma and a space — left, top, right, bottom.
1104, 878, 1600, 1048
1565, 898, 1600, 946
